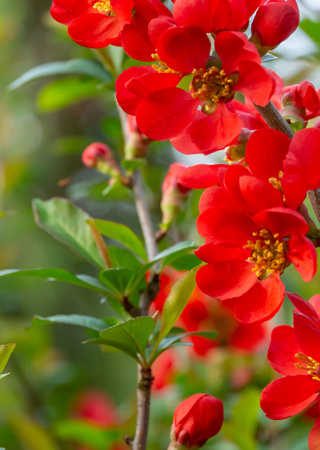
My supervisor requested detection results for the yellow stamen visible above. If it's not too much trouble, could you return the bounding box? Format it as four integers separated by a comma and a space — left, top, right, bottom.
93, 0, 113, 14
189, 67, 234, 115
269, 171, 286, 201
244, 229, 288, 278
151, 52, 180, 74
295, 352, 320, 381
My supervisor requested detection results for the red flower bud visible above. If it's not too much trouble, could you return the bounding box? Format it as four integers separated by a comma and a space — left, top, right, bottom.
251, 0, 299, 52
82, 143, 121, 177
169, 394, 223, 449
124, 115, 151, 159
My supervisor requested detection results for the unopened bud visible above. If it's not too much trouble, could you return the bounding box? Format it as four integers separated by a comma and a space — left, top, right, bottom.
82, 143, 122, 178
168, 394, 223, 449
225, 128, 253, 163
124, 115, 151, 160
250, 0, 299, 56
160, 163, 191, 231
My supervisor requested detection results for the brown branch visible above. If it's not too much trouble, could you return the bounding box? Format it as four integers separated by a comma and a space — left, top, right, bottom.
254, 101, 320, 224
254, 101, 294, 138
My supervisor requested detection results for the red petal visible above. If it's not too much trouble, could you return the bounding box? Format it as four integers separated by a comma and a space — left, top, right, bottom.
199, 187, 234, 213
253, 207, 309, 239
233, 61, 275, 106
287, 128, 320, 191
267, 325, 302, 376
287, 234, 317, 282
310, 295, 320, 318
196, 261, 257, 300
157, 26, 210, 73
68, 14, 122, 48
116, 66, 154, 115
178, 165, 226, 189
309, 417, 320, 450
195, 243, 250, 263
196, 207, 257, 244
173, 0, 231, 34
287, 292, 320, 323
136, 88, 199, 140
261, 375, 320, 420
246, 129, 290, 181
121, 15, 155, 61
50, 0, 92, 25
293, 312, 320, 362
215, 31, 260, 74
234, 274, 284, 323
189, 103, 243, 151
111, 0, 134, 22
148, 16, 176, 48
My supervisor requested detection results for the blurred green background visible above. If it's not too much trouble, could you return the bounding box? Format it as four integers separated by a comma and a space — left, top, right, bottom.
1, 0, 320, 449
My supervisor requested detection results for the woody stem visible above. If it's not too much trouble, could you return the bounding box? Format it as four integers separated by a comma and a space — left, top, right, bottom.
254, 101, 320, 224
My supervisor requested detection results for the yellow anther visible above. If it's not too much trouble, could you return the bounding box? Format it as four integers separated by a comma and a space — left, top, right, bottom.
295, 352, 320, 382
93, 0, 113, 14
244, 228, 288, 279
189, 66, 234, 114
151, 53, 180, 74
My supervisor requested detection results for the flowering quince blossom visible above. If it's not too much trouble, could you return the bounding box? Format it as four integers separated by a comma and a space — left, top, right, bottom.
116, 26, 275, 151
260, 293, 320, 450
169, 394, 223, 449
50, 0, 134, 48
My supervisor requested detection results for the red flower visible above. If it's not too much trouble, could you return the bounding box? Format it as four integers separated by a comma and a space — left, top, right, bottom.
72, 389, 120, 427
151, 348, 181, 391
282, 80, 320, 122
195, 206, 316, 323
251, 0, 299, 50
169, 394, 223, 449
260, 293, 320, 437
50, 0, 134, 48
117, 29, 274, 152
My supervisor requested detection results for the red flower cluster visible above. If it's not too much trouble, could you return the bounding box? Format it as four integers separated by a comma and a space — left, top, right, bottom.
180, 128, 320, 323
260, 293, 320, 449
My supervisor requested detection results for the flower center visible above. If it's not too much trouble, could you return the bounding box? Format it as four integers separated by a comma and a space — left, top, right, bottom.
295, 352, 320, 381
244, 229, 287, 278
189, 67, 234, 114
151, 53, 180, 74
93, 0, 113, 14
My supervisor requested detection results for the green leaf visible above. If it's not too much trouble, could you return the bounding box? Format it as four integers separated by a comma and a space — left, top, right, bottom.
156, 330, 217, 352
37, 78, 103, 112
99, 317, 155, 362
31, 315, 108, 332
93, 219, 147, 261
7, 59, 112, 91
222, 423, 256, 450
54, 420, 118, 450
150, 267, 198, 360
121, 158, 146, 173
108, 246, 142, 269
300, 20, 320, 45
151, 240, 197, 263
0, 343, 15, 375
33, 198, 104, 268
0, 268, 116, 297
99, 268, 135, 296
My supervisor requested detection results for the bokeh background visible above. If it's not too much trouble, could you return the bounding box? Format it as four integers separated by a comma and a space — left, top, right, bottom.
1, 0, 320, 448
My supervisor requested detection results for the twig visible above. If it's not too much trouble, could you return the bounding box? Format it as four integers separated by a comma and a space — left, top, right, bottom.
254, 101, 320, 224
253, 101, 294, 138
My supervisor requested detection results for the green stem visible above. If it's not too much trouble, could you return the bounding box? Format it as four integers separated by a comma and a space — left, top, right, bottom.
94, 48, 117, 78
